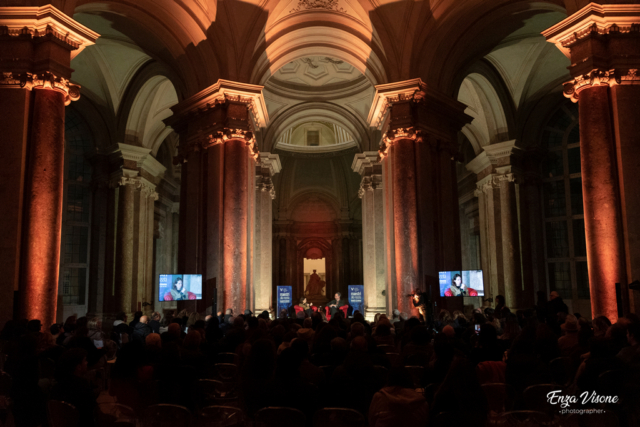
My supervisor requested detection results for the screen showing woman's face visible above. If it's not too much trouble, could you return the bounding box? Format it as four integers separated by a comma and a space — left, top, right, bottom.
454, 276, 462, 286
176, 280, 183, 290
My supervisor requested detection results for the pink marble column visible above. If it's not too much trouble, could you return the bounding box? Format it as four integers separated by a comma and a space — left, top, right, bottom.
222, 139, 249, 312
390, 139, 420, 316
19, 89, 66, 326
578, 86, 625, 322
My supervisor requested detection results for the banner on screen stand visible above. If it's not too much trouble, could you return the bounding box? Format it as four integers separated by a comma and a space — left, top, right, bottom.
277, 286, 292, 316
348, 285, 364, 317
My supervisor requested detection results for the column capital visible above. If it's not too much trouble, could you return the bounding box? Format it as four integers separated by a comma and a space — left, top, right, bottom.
367, 79, 472, 160
165, 79, 269, 161
543, 3, 640, 102
256, 175, 276, 199
109, 175, 159, 200
474, 170, 520, 197
0, 6, 99, 104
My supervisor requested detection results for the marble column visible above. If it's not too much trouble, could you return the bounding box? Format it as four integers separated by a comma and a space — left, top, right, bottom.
154, 177, 180, 311
107, 144, 165, 318
0, 6, 98, 326
87, 156, 110, 317
166, 80, 268, 315
467, 141, 530, 309
353, 152, 386, 320
544, 4, 640, 319
369, 79, 471, 316
254, 153, 281, 316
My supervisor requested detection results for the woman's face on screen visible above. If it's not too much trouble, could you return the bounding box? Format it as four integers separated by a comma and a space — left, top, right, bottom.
454, 276, 462, 286
176, 280, 183, 290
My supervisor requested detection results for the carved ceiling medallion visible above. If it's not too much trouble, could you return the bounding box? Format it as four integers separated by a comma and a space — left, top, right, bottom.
290, 0, 345, 13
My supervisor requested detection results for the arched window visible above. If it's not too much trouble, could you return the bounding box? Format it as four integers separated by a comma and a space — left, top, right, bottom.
59, 109, 93, 307
541, 102, 589, 302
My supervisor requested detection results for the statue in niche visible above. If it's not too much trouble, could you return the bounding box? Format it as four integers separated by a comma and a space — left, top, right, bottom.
306, 269, 326, 296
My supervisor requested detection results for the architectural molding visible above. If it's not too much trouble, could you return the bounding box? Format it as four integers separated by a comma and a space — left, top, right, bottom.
0, 71, 81, 105
109, 175, 159, 200
368, 79, 428, 129
169, 79, 269, 128
289, 0, 346, 13
542, 3, 640, 56
258, 152, 282, 176
0, 5, 99, 57
562, 68, 640, 102
474, 171, 519, 197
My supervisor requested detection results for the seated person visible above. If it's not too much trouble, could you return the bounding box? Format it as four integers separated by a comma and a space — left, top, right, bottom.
328, 292, 347, 317
299, 297, 314, 317
445, 274, 478, 296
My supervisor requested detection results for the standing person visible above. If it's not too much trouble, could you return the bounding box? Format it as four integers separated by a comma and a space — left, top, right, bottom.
494, 295, 507, 319
547, 291, 569, 334
129, 311, 142, 329
328, 292, 347, 318
411, 289, 430, 323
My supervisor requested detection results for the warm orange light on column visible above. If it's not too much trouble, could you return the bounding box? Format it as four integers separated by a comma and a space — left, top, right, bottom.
391, 139, 420, 317
19, 89, 66, 327
222, 139, 250, 313
579, 85, 625, 323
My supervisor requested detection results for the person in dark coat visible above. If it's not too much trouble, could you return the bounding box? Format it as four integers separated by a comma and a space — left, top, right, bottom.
132, 316, 152, 343
328, 292, 347, 318
547, 291, 569, 334
51, 348, 97, 426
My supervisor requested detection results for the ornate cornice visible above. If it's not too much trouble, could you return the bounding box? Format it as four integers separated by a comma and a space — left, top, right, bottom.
352, 151, 381, 175
0, 5, 99, 57
258, 152, 282, 176
367, 79, 428, 130
542, 3, 640, 56
0, 71, 81, 105
168, 79, 269, 129
563, 68, 640, 102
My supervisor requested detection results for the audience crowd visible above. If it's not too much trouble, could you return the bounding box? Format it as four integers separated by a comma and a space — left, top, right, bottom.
0, 292, 639, 426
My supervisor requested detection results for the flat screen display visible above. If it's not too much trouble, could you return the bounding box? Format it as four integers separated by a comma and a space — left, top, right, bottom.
159, 274, 203, 301
438, 270, 484, 297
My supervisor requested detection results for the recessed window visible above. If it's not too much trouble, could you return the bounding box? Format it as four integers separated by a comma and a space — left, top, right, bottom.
307, 130, 320, 146
59, 109, 93, 306
542, 103, 589, 300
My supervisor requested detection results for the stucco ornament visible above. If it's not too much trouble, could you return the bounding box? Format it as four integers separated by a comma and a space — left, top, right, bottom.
290, 0, 345, 13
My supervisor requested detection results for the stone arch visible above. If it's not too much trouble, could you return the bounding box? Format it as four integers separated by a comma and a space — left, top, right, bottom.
121, 74, 178, 152
263, 101, 370, 153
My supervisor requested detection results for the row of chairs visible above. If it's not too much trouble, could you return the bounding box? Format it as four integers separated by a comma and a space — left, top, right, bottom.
48, 402, 366, 427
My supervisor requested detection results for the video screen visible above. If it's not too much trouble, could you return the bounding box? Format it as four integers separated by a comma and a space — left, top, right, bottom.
438, 270, 484, 297
159, 274, 203, 301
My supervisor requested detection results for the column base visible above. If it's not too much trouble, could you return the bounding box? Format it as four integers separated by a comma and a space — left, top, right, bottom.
254, 307, 274, 319
365, 306, 387, 322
